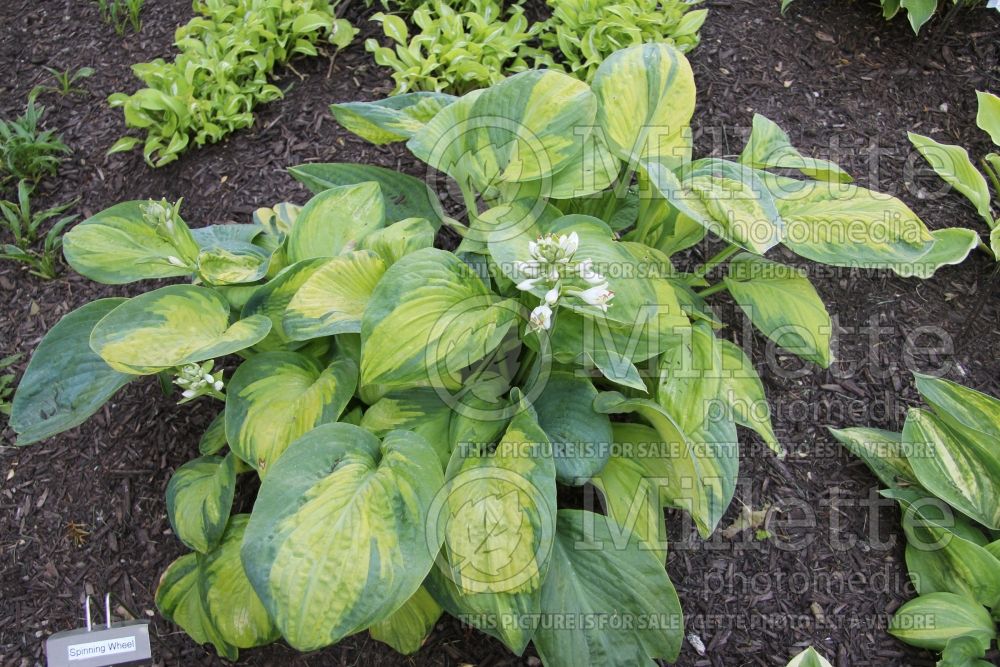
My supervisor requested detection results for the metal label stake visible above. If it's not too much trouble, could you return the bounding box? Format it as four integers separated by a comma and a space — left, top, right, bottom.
45, 592, 152, 667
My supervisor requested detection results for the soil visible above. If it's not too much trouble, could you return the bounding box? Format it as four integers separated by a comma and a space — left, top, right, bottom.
1, 0, 999, 666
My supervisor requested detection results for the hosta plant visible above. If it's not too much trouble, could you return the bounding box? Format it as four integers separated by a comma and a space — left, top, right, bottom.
781, 0, 1000, 34
108, 0, 357, 166
14, 44, 948, 663
831, 375, 1000, 666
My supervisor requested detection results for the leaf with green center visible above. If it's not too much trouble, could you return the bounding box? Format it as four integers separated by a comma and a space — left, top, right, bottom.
357, 217, 436, 266
241, 424, 444, 651
226, 353, 357, 476
740, 114, 851, 183
656, 321, 722, 438
407, 69, 597, 191
914, 373, 1000, 442
198, 515, 280, 649
977, 91, 1000, 146
11, 299, 133, 445
886, 228, 980, 279
498, 132, 621, 201
889, 592, 995, 651
533, 509, 683, 665
156, 553, 237, 660
592, 43, 696, 164
359, 388, 454, 468
909, 132, 993, 227
283, 250, 386, 341
197, 243, 271, 285
718, 339, 781, 456
199, 411, 227, 455
828, 427, 915, 489
331, 92, 456, 145
368, 585, 442, 655
532, 371, 612, 485
723, 253, 832, 367
285, 183, 385, 263
166, 453, 237, 554
191, 224, 262, 248
241, 259, 328, 350
90, 285, 271, 374
360, 248, 516, 395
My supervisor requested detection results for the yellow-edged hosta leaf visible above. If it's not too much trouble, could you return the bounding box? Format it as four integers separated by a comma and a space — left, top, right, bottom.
887, 228, 979, 279
241, 258, 328, 350
368, 585, 442, 655
199, 410, 227, 455
156, 553, 237, 660
359, 388, 454, 468
592, 43, 696, 164
331, 92, 456, 145
225, 353, 357, 476
740, 114, 851, 183
909, 132, 993, 226
282, 250, 386, 341
357, 217, 435, 266
166, 453, 237, 554
718, 339, 781, 455
914, 373, 1000, 442
533, 510, 683, 665
196, 243, 271, 286
785, 647, 834, 667
533, 371, 612, 485
10, 299, 133, 445
977, 91, 1000, 146
197, 515, 279, 649
656, 321, 722, 437
360, 248, 516, 394
285, 183, 385, 263
90, 285, 271, 374
889, 592, 995, 652
499, 131, 621, 202
723, 253, 832, 368
241, 424, 444, 651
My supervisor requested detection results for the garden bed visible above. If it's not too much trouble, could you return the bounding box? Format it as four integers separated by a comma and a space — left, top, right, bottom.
0, 0, 998, 665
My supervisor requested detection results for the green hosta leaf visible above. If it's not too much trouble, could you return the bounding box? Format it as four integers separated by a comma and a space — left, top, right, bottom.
360, 248, 516, 394
763, 174, 935, 267
902, 408, 1000, 529
977, 91, 1000, 146
226, 353, 357, 476
887, 228, 979, 279
909, 132, 993, 226
408, 69, 597, 190
499, 132, 621, 201
199, 411, 228, 455
533, 509, 683, 665
285, 183, 385, 263
368, 585, 442, 655
242, 424, 444, 651
889, 592, 995, 651
724, 253, 832, 367
828, 427, 915, 489
11, 299, 133, 445
593, 391, 737, 537
198, 515, 280, 649
288, 163, 445, 227
900, 0, 938, 33
533, 371, 613, 485
359, 388, 454, 468
156, 553, 237, 660
63, 201, 197, 284
939, 635, 990, 667
331, 92, 456, 144
197, 243, 271, 285
718, 339, 781, 455
283, 250, 386, 341
191, 224, 262, 248
740, 114, 851, 183
656, 321, 722, 437
90, 285, 271, 374
785, 647, 833, 667
592, 43, 696, 164
166, 453, 237, 554
242, 259, 327, 350
914, 373, 1000, 442
357, 217, 435, 266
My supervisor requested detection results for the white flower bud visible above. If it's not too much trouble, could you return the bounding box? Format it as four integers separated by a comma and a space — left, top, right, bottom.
213, 381, 225, 391
544, 285, 560, 305
516, 277, 541, 291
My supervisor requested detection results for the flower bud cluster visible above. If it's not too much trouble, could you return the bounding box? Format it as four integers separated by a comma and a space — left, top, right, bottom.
173, 360, 225, 404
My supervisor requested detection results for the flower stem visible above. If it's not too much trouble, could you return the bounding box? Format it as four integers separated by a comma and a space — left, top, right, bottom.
695, 281, 729, 298
693, 244, 740, 279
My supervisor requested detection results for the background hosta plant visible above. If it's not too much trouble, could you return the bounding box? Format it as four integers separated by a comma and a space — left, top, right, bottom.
13, 44, 947, 664
831, 375, 1000, 666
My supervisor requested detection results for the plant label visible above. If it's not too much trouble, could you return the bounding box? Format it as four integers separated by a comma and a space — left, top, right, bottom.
45, 595, 152, 667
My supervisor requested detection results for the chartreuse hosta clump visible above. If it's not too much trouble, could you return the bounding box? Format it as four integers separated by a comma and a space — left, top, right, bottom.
13, 43, 944, 663
831, 375, 1000, 666
909, 90, 1000, 266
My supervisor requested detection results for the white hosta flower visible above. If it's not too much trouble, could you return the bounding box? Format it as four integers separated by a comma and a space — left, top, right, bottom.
577, 283, 615, 312
167, 255, 187, 268
576, 258, 606, 285
529, 303, 553, 332
514, 260, 541, 277
544, 285, 560, 305
516, 277, 541, 292
558, 231, 579, 257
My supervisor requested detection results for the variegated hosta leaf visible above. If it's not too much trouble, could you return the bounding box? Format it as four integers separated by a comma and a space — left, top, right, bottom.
498, 131, 621, 202
11, 299, 133, 445
288, 163, 445, 227
909, 132, 993, 227
199, 410, 228, 455
285, 183, 385, 263
368, 585, 442, 655
63, 201, 198, 284
241, 424, 444, 651
914, 372, 1000, 443
166, 453, 238, 554
533, 510, 683, 665
331, 91, 456, 144
593, 391, 737, 537
592, 43, 696, 164
740, 114, 852, 184
591, 423, 671, 562
241, 258, 327, 351
359, 388, 454, 468
283, 250, 386, 341
723, 253, 832, 368
89, 285, 271, 374
656, 321, 722, 438
718, 339, 782, 456
156, 553, 237, 660
196, 243, 271, 286
886, 228, 980, 279
197, 515, 280, 649
902, 408, 1000, 529
225, 353, 357, 476
191, 224, 262, 248
762, 173, 935, 267
407, 69, 597, 191
889, 592, 995, 652
532, 371, 613, 485
427, 403, 557, 654
360, 247, 516, 395
785, 647, 834, 667
357, 217, 435, 266
828, 427, 915, 489
977, 90, 1000, 145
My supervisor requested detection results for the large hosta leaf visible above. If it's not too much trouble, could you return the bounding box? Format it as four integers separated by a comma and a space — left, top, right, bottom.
723, 253, 832, 367
533, 371, 612, 485
359, 388, 454, 468
242, 259, 327, 350
592, 43, 696, 164
368, 585, 442, 655
909, 132, 993, 226
11, 299, 133, 445
533, 510, 683, 666
886, 228, 980, 279
718, 339, 781, 455
976, 91, 1000, 145
241, 424, 444, 651
90, 286, 271, 374
357, 217, 435, 266
331, 92, 456, 144
656, 321, 722, 437
360, 248, 516, 393
156, 553, 236, 660
283, 250, 386, 341
740, 114, 851, 183
166, 453, 237, 554
285, 183, 385, 263
914, 373, 1000, 442
828, 427, 915, 489
226, 353, 357, 475
196, 243, 271, 286
889, 592, 995, 651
